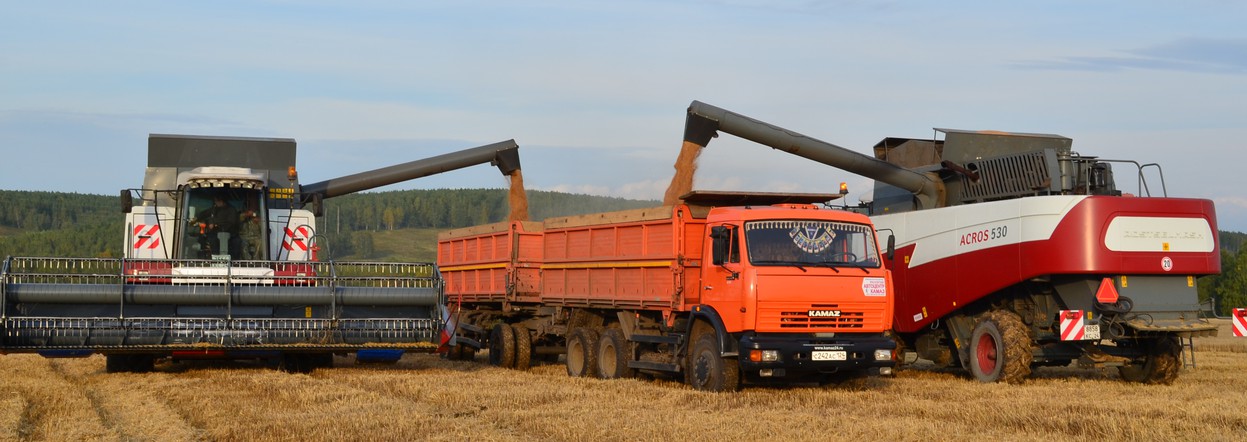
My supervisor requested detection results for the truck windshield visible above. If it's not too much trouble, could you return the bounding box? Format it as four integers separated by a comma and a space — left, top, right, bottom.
744, 220, 880, 268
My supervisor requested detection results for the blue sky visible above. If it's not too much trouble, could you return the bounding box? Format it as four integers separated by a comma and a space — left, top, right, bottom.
2, 1, 1245, 232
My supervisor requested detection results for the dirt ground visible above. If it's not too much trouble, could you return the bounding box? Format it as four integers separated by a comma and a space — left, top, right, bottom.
1, 320, 1244, 442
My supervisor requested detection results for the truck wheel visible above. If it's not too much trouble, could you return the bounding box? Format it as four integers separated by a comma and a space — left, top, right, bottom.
688, 334, 741, 392
565, 328, 600, 378
968, 310, 1032, 383
513, 325, 533, 371
1118, 336, 1181, 385
488, 323, 516, 368
596, 328, 635, 380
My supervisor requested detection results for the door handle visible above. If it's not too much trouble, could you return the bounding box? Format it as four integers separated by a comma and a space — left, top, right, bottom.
704, 285, 713, 291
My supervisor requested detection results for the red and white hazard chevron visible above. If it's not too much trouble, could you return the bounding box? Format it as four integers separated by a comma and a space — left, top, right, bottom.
132, 224, 161, 249
1059, 310, 1085, 341
1234, 308, 1246, 338
282, 226, 310, 251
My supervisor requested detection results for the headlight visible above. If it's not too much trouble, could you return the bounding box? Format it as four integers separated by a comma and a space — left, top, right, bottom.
749, 349, 781, 362
874, 349, 892, 361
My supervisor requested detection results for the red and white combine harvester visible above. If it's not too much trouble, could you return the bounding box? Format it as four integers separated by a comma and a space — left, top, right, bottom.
1, 134, 522, 372
682, 101, 1220, 384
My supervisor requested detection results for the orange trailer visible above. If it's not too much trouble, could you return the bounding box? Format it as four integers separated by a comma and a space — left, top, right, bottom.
438, 191, 896, 391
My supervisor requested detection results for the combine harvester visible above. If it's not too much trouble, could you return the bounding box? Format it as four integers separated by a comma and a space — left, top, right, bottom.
679, 101, 1219, 384
1, 134, 523, 372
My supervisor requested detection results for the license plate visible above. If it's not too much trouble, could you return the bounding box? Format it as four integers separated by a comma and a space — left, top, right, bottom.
1084, 324, 1101, 340
812, 351, 847, 361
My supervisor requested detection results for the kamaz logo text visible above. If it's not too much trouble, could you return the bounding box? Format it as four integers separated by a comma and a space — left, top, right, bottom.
808, 310, 842, 317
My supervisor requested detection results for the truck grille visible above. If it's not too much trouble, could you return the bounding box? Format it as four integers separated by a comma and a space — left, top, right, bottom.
757, 303, 886, 332
778, 309, 865, 329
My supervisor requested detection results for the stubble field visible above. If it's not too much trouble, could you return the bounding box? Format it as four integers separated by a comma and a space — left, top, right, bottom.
1, 320, 1244, 442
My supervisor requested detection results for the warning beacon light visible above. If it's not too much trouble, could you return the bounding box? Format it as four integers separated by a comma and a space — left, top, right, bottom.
839, 182, 849, 195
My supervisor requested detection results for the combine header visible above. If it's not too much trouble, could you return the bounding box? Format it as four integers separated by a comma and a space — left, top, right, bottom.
1, 134, 523, 372
680, 101, 1219, 384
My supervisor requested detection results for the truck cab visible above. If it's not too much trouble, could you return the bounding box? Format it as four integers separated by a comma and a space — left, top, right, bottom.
695, 194, 897, 383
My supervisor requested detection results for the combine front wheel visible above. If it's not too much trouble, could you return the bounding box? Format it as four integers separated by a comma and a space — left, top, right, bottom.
967, 310, 1032, 383
105, 354, 154, 373
1118, 336, 1181, 385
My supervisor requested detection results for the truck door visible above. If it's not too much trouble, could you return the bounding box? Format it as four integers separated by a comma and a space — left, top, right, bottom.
703, 224, 746, 331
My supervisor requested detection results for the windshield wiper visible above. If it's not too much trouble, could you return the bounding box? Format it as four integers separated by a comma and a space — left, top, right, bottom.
752, 260, 808, 272
813, 261, 872, 274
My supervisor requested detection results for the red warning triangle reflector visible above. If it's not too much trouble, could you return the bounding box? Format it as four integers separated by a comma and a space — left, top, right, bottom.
1095, 277, 1119, 304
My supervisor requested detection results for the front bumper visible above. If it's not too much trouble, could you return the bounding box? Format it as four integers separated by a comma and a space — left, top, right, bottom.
737, 332, 896, 381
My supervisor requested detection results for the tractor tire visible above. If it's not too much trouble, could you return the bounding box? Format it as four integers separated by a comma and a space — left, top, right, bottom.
967, 310, 1033, 383
565, 328, 600, 378
488, 323, 516, 368
1118, 336, 1181, 385
513, 325, 533, 371
688, 333, 741, 392
596, 328, 635, 380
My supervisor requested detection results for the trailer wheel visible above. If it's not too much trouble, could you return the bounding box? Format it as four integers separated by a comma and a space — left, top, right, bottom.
968, 310, 1032, 383
688, 333, 741, 392
488, 323, 517, 368
460, 345, 479, 361
565, 328, 600, 378
450, 345, 476, 361
513, 325, 533, 371
1118, 336, 1181, 385
596, 328, 635, 380
443, 345, 463, 361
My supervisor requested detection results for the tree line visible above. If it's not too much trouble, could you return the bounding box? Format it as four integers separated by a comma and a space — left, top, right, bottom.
320, 188, 654, 232
1200, 230, 1247, 316
1, 188, 1244, 314
0, 188, 655, 259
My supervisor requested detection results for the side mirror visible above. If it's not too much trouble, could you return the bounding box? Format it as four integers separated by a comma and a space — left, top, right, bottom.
886, 234, 896, 260
120, 190, 133, 213
710, 226, 729, 266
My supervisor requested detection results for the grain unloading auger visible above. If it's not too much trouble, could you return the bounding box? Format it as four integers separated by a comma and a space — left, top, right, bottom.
1, 135, 523, 372
682, 100, 1219, 384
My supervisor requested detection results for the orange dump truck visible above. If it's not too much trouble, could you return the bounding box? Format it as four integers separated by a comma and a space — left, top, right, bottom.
437, 191, 896, 391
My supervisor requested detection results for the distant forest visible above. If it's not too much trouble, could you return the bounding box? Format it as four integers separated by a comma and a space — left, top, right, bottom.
0, 189, 1244, 314
321, 189, 655, 233
0, 189, 655, 259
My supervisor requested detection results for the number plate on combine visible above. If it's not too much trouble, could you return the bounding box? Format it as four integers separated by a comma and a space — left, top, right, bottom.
1084, 324, 1101, 340
812, 351, 847, 361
